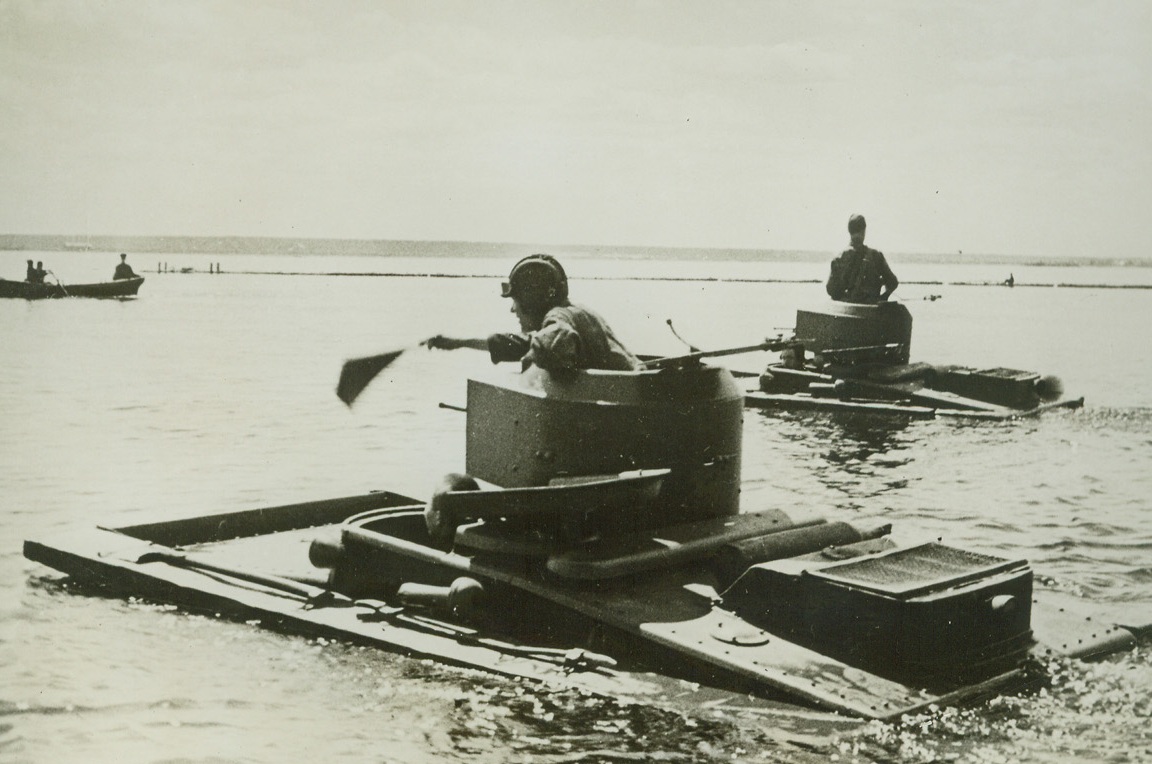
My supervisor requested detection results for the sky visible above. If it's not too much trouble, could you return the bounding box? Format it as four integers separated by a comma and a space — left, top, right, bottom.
1, 1, 1150, 258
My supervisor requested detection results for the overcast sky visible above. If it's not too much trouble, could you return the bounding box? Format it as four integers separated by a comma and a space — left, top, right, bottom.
2, 1, 1149, 257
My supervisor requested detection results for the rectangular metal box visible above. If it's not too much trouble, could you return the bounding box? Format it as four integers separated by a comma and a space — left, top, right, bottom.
932, 367, 1041, 409
723, 542, 1034, 685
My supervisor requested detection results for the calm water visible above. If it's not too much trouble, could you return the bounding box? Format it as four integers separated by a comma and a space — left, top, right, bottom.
2, 247, 1151, 763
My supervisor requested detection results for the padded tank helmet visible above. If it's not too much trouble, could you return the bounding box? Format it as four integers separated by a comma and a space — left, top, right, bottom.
501, 254, 569, 306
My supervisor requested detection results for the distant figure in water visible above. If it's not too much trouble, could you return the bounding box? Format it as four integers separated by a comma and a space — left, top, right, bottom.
25, 259, 36, 282
1006, 273, 1015, 288
113, 253, 138, 280
30, 261, 48, 284
825, 214, 899, 304
424, 254, 642, 373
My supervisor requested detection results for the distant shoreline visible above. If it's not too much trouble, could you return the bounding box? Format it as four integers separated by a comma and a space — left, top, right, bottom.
140, 269, 1152, 290
1, 233, 1148, 269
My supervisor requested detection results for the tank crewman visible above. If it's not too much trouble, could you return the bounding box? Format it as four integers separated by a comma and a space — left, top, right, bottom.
113, 253, 138, 280
826, 214, 899, 303
424, 254, 642, 373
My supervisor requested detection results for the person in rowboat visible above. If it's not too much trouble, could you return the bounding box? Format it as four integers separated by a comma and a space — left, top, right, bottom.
25, 260, 47, 284
113, 253, 138, 280
826, 214, 899, 304
424, 254, 642, 373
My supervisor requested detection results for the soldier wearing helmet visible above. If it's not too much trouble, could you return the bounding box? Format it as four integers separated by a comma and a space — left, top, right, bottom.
826, 214, 899, 304
425, 255, 641, 373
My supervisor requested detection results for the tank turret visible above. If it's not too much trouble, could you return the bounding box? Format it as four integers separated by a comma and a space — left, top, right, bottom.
795, 301, 913, 364
464, 364, 744, 530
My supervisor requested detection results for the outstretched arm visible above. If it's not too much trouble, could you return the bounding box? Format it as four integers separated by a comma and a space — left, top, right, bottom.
425, 333, 531, 365
423, 335, 490, 351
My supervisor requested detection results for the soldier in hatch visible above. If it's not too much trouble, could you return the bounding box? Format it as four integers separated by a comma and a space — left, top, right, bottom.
424, 254, 641, 373
826, 214, 899, 304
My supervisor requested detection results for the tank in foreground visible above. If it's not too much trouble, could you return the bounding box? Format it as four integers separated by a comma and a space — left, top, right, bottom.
23, 363, 1145, 725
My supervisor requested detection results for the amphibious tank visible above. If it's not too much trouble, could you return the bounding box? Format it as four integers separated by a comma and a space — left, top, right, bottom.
748, 301, 1083, 418
23, 360, 1146, 724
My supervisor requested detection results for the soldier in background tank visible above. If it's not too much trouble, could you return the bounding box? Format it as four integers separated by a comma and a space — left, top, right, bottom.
826, 214, 899, 304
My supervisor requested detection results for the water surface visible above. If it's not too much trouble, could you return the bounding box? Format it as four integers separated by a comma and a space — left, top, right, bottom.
2, 247, 1150, 763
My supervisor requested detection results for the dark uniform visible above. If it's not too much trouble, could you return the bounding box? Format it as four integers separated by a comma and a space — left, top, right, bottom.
826, 214, 898, 303
826, 244, 899, 304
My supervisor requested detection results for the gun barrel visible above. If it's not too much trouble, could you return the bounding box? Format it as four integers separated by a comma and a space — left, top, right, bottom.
643, 338, 800, 370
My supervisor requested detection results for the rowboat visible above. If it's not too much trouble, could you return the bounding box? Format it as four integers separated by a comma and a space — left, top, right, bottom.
742, 302, 1084, 420
0, 276, 144, 299
24, 363, 1147, 725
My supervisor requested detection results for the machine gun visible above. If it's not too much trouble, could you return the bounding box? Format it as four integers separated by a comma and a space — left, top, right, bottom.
642, 336, 803, 370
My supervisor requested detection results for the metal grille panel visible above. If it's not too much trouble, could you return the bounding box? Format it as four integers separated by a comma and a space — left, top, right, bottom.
810, 543, 1024, 597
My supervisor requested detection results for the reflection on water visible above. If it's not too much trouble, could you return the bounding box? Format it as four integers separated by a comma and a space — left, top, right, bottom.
777, 410, 914, 494
741, 409, 918, 514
